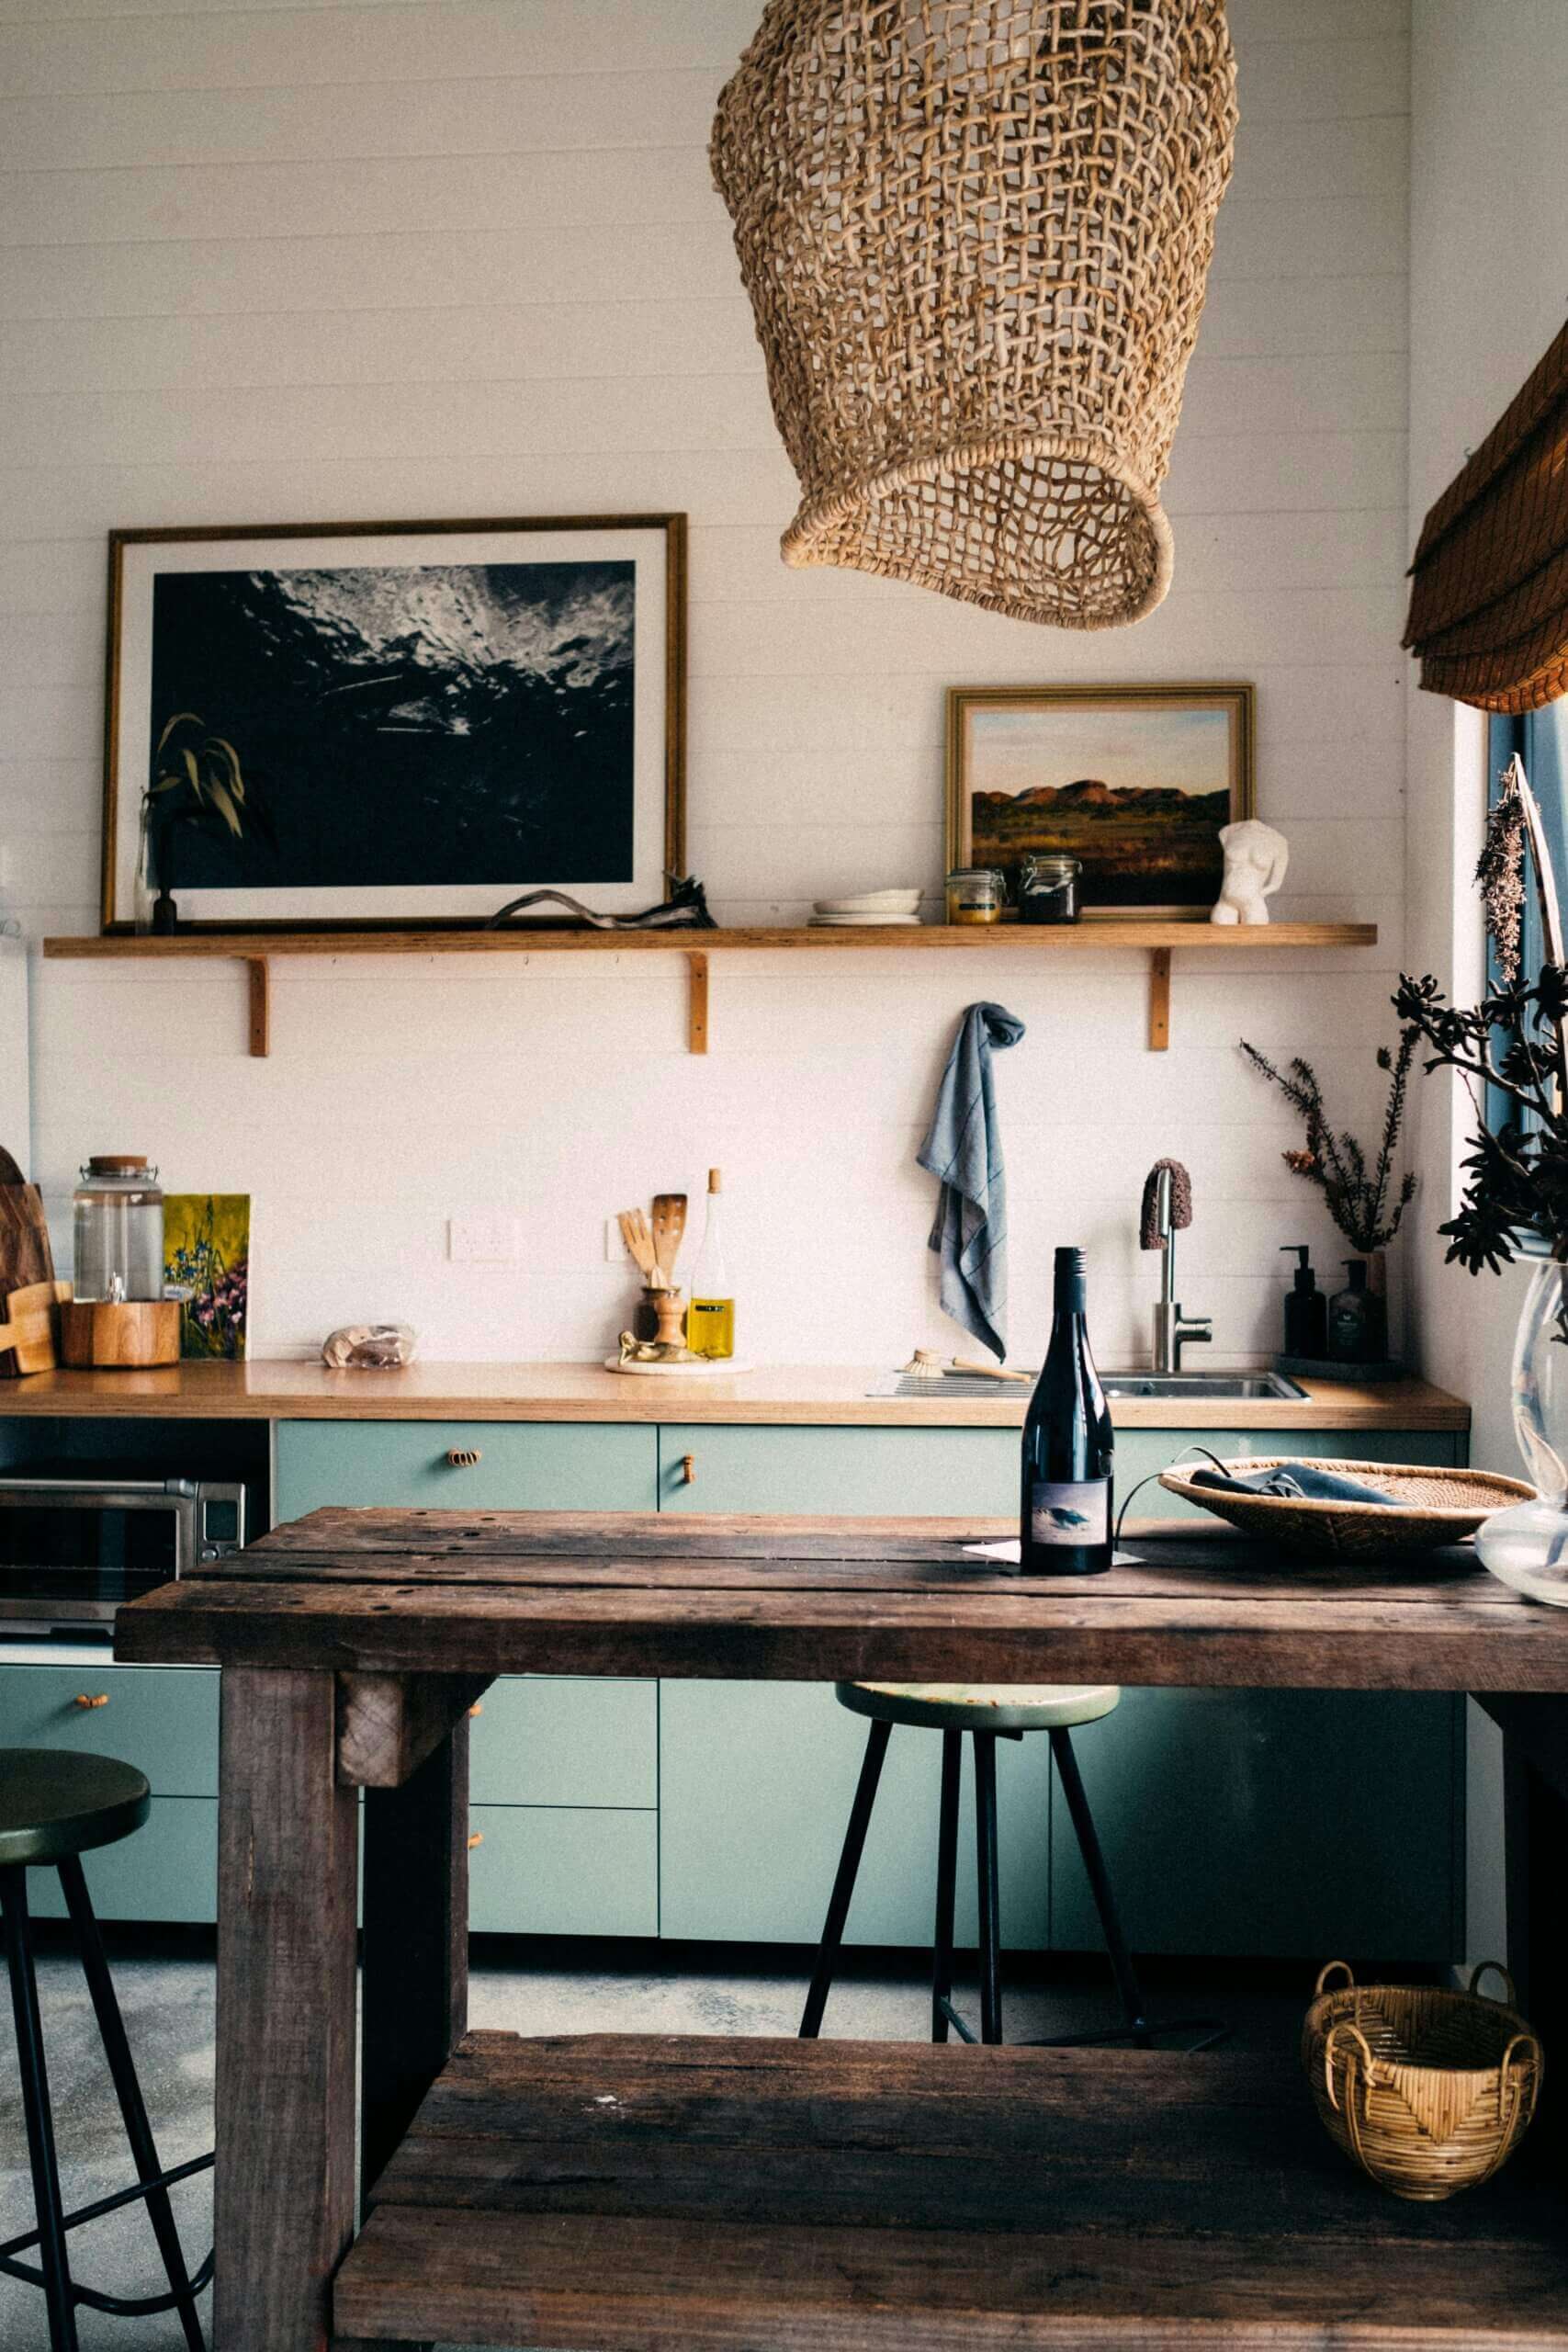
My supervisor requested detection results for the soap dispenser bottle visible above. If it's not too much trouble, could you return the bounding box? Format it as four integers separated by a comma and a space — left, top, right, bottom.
1328, 1259, 1387, 1365
1279, 1245, 1327, 1358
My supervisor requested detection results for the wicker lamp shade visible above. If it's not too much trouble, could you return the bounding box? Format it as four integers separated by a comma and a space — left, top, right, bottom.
1404, 321, 1568, 714
711, 0, 1237, 629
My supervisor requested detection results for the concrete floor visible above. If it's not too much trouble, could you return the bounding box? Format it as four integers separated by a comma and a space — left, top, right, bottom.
0, 1931, 1304, 2351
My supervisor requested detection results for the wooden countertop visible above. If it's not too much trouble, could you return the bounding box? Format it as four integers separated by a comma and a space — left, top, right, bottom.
0, 1359, 1469, 1429
0, 1358, 1471, 1430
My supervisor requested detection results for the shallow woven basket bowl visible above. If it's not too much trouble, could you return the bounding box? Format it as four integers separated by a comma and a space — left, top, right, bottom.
1157, 1457, 1535, 1560
1303, 1962, 1542, 2200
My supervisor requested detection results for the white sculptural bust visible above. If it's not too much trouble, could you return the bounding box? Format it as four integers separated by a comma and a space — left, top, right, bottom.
1210, 819, 1289, 926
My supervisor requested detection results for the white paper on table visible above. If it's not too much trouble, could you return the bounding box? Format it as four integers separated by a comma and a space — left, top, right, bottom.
963, 1539, 1139, 1567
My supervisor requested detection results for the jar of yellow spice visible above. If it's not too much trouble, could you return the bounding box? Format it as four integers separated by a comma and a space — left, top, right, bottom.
944, 867, 1007, 924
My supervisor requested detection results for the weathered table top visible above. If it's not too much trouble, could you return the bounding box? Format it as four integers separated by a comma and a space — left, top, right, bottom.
117, 1507, 1568, 1690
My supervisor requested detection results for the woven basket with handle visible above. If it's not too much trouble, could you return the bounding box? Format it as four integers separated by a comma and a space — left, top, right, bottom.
1157, 1457, 1535, 1560
710, 1, 1236, 628
1303, 1962, 1542, 2201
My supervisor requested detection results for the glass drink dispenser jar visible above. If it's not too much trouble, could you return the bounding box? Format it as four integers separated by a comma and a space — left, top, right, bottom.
73, 1157, 165, 1302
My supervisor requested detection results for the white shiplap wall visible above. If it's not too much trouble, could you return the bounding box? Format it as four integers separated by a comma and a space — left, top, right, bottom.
0, 0, 1411, 1366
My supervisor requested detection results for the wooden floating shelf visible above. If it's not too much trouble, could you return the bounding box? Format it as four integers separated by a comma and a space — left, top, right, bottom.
42, 922, 1378, 1059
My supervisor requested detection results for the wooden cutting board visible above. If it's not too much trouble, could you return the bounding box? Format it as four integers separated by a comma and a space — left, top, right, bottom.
0, 1145, 57, 1377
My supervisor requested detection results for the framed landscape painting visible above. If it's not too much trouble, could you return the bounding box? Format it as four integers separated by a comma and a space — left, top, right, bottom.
945, 682, 1254, 918
101, 514, 685, 931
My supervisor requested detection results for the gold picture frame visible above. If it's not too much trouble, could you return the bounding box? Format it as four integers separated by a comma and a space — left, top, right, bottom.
945, 681, 1255, 920
101, 513, 687, 933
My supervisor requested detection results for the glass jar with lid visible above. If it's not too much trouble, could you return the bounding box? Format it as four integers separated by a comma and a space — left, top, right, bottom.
73, 1157, 165, 1302
944, 866, 1007, 925
1018, 854, 1083, 924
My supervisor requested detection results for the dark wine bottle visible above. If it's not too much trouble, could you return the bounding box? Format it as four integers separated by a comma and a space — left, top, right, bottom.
1020, 1246, 1114, 1576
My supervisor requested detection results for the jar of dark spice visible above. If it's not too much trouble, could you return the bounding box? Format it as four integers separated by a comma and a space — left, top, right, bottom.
1017, 854, 1082, 924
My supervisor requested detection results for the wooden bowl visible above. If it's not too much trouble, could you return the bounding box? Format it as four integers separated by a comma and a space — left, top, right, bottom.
60, 1300, 181, 1368
1157, 1457, 1535, 1560
1303, 1961, 1542, 2200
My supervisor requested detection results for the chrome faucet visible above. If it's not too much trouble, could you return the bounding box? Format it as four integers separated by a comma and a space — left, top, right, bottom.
1141, 1160, 1213, 1374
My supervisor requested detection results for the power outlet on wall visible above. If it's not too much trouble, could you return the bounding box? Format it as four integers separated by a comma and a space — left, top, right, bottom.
604, 1216, 631, 1263
448, 1212, 519, 1264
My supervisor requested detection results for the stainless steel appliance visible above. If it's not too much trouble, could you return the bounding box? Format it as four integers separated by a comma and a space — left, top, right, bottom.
0, 1464, 245, 1633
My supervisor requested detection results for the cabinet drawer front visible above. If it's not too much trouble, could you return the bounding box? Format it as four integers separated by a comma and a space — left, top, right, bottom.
29, 1796, 216, 1925
276, 1419, 658, 1518
660, 1427, 1020, 1516
660, 1680, 1053, 1949
0, 1662, 219, 1796
470, 1678, 656, 1808
468, 1805, 657, 1937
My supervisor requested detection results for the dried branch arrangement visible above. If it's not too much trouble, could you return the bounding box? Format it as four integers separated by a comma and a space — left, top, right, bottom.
1395, 756, 1568, 1273
1239, 1038, 1417, 1256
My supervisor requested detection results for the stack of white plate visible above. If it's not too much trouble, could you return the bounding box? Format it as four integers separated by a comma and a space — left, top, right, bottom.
809, 888, 924, 928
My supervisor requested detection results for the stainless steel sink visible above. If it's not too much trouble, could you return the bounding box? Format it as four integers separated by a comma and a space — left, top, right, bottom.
1099, 1371, 1308, 1402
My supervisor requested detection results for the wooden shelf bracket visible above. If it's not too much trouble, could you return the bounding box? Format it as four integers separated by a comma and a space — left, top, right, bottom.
247, 958, 270, 1058
687, 951, 709, 1055
1147, 948, 1172, 1052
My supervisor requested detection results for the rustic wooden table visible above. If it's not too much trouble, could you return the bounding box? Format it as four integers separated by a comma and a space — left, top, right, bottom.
117, 1510, 1568, 2352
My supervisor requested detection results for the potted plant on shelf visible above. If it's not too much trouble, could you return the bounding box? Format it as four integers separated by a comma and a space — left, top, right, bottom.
1393, 753, 1568, 1600
139, 714, 267, 933
1238, 1034, 1417, 1362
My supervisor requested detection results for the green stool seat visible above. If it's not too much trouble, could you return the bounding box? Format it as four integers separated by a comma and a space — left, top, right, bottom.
837, 1682, 1120, 1735
0, 1750, 150, 1871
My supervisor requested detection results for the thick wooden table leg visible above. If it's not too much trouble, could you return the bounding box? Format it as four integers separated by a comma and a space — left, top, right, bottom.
215, 1668, 358, 2352
361, 1708, 470, 2206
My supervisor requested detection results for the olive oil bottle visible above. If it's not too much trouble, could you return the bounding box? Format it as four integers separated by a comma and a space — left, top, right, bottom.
687, 1168, 735, 1360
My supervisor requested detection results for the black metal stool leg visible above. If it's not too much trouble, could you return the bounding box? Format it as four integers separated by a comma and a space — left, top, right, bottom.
973, 1732, 1003, 2045
58, 1857, 207, 2352
799, 1718, 892, 2038
1, 1865, 79, 2352
1049, 1727, 1152, 2048
931, 1730, 962, 2042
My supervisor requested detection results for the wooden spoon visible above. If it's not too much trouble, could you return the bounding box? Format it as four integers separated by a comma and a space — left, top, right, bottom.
617, 1209, 660, 1283
651, 1193, 687, 1287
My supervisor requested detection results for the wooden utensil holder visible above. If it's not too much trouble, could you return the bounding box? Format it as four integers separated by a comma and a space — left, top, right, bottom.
61, 1299, 182, 1368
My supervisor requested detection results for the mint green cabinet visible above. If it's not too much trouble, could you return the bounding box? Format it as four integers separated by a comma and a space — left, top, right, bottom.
28, 1798, 216, 1926
276, 1418, 656, 1517
468, 1805, 657, 1936
656, 1421, 1467, 1960
469, 1678, 655, 1809
0, 1663, 219, 1796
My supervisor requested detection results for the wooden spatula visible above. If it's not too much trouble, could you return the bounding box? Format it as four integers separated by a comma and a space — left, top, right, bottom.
651, 1193, 687, 1286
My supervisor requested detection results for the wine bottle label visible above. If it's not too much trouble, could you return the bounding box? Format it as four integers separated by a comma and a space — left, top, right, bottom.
1030, 1478, 1111, 1547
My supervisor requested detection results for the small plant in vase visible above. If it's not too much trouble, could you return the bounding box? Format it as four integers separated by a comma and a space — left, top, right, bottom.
141, 714, 268, 932
1393, 754, 1568, 1600
1238, 1035, 1417, 1362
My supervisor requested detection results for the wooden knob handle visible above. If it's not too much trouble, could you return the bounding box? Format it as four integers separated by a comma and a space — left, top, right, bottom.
446, 1447, 481, 1468
468, 1701, 484, 1718
467, 1832, 484, 1850
73, 1693, 109, 1710
681, 1453, 696, 1486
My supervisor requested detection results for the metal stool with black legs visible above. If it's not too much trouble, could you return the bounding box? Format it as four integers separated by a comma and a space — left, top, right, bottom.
0, 1749, 213, 2352
800, 1683, 1225, 2050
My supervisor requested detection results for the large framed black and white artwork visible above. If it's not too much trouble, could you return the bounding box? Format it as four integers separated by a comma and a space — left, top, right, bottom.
101, 514, 686, 932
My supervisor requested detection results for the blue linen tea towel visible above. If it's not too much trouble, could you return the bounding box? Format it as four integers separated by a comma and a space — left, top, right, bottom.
917, 1001, 1026, 1361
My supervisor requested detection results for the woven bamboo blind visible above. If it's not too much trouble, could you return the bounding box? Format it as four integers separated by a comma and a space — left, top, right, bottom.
711, 1, 1237, 630
1404, 321, 1568, 714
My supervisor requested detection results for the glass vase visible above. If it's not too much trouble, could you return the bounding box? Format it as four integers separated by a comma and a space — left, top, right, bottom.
1476, 1257, 1568, 1604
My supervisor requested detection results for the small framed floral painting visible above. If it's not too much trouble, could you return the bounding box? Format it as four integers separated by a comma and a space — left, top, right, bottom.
164, 1193, 249, 1361
945, 681, 1254, 917
101, 514, 686, 932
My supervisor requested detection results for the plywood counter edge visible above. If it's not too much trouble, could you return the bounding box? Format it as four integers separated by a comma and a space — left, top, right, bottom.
0, 1363, 1470, 1430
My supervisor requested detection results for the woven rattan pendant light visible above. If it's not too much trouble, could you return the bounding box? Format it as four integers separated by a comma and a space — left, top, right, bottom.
712, 1, 1237, 628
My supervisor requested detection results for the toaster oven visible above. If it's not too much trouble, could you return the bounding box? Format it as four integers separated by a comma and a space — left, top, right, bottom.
0, 1464, 246, 1633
